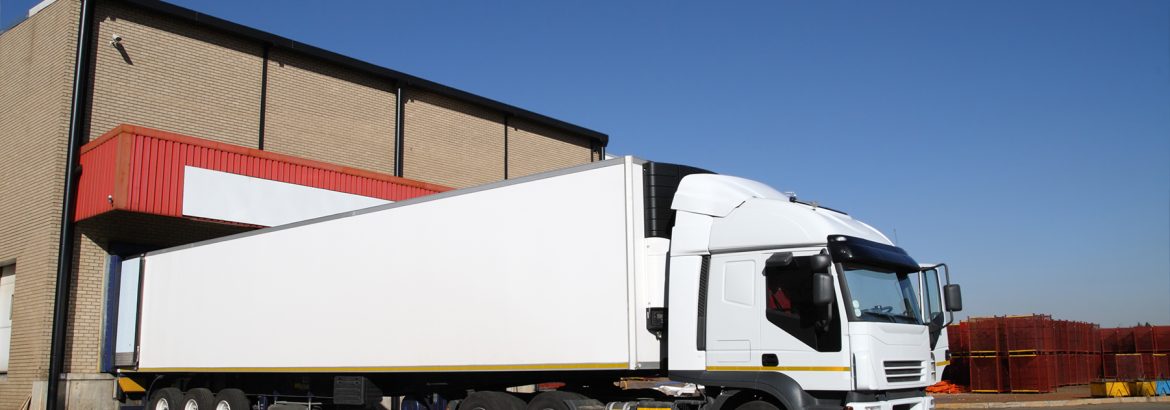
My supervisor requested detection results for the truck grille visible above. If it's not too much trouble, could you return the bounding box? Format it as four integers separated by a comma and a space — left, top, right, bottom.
884, 360, 925, 383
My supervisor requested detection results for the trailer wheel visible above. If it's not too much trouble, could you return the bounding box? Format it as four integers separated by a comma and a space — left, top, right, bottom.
526, 391, 587, 410
149, 387, 184, 410
183, 388, 215, 410
213, 388, 250, 410
458, 391, 526, 410
733, 401, 778, 410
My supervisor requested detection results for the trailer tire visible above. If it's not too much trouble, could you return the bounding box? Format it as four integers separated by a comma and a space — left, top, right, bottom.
733, 401, 779, 410
149, 387, 184, 410
213, 388, 250, 410
526, 391, 587, 410
459, 391, 526, 410
183, 388, 215, 410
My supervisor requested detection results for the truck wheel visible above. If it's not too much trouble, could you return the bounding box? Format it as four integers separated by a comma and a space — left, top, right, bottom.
458, 391, 526, 410
213, 388, 250, 410
526, 391, 586, 410
734, 401, 778, 410
183, 388, 216, 410
149, 387, 184, 410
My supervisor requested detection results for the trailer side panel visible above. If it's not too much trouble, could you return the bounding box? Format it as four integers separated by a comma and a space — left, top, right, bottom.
134, 162, 637, 372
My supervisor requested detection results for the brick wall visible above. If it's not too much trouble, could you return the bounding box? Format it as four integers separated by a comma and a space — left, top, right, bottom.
507, 118, 594, 179
62, 233, 102, 374
264, 49, 397, 175
87, 1, 263, 146
403, 90, 505, 188
0, 0, 79, 407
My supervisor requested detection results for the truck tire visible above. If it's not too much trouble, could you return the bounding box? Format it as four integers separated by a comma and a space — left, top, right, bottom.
183, 388, 216, 410
526, 391, 587, 410
458, 391, 526, 410
213, 388, 250, 410
149, 387, 184, 410
734, 401, 778, 410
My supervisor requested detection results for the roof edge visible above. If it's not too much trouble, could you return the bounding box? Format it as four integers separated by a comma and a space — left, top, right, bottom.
114, 0, 609, 146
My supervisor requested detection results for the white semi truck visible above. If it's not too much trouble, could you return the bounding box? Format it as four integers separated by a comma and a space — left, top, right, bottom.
108, 157, 961, 410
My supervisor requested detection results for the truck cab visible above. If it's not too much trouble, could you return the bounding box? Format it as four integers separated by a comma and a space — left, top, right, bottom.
661, 173, 961, 410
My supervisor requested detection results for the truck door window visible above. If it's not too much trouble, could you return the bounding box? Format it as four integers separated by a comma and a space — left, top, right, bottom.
764, 262, 841, 352
923, 269, 943, 327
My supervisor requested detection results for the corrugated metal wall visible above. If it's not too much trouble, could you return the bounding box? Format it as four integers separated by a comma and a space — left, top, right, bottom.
77, 124, 448, 222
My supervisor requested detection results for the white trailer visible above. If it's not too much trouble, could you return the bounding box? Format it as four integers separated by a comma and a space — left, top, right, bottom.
110, 157, 961, 410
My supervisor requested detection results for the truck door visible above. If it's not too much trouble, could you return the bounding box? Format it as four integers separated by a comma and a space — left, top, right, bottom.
758, 251, 851, 391
703, 253, 761, 366
917, 265, 948, 383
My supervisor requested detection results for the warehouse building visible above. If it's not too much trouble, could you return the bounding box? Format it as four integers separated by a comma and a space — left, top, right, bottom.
0, 0, 608, 408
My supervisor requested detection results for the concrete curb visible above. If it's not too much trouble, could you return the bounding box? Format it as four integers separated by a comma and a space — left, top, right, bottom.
936, 396, 1170, 408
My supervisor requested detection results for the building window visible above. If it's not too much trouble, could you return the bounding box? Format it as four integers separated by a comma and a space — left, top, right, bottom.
0, 263, 13, 374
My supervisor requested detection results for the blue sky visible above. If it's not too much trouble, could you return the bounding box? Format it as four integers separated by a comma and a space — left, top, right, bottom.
4, 1, 1167, 326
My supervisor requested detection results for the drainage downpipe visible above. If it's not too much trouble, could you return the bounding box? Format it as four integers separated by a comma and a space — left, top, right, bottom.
394, 84, 406, 177
47, 0, 96, 408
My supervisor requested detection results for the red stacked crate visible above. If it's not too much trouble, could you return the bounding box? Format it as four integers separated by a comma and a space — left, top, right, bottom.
969, 317, 1005, 355
1151, 354, 1169, 379
1103, 353, 1118, 379
1118, 328, 1136, 353
1100, 327, 1117, 380
1078, 354, 1091, 384
1008, 355, 1055, 393
1101, 328, 1119, 354
1063, 354, 1075, 386
969, 355, 1009, 393
948, 323, 969, 354
945, 322, 970, 385
1154, 326, 1170, 353
1116, 354, 1144, 380
1004, 316, 1058, 392
1069, 322, 1082, 353
1087, 323, 1097, 350
1005, 315, 1053, 354
968, 317, 1009, 392
1054, 321, 1069, 354
1091, 353, 1102, 380
1135, 326, 1157, 353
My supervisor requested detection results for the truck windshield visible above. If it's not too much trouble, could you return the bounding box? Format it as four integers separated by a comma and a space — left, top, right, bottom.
841, 265, 923, 325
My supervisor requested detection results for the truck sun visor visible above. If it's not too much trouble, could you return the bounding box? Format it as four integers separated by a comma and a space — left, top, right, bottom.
827, 235, 919, 273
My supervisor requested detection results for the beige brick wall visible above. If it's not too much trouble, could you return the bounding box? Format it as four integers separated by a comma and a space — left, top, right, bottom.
0, 0, 80, 407
264, 49, 397, 174
62, 232, 103, 374
86, 1, 263, 146
403, 90, 505, 188
507, 118, 594, 179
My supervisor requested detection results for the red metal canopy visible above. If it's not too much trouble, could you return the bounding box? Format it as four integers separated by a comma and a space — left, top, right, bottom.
76, 124, 449, 223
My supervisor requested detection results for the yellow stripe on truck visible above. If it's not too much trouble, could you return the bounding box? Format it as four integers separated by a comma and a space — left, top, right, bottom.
130, 363, 631, 372
707, 365, 851, 372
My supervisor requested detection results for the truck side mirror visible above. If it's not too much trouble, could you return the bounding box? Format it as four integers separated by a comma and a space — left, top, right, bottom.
811, 272, 835, 306
944, 284, 962, 312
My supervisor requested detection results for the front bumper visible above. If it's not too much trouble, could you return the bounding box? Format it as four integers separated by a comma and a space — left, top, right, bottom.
845, 395, 933, 410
